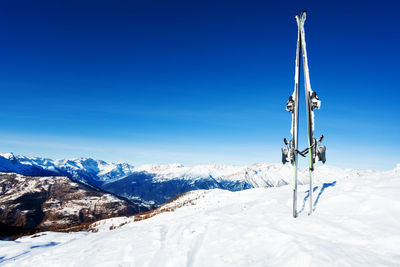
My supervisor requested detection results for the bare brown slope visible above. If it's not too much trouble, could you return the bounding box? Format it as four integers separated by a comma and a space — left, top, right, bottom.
0, 173, 147, 238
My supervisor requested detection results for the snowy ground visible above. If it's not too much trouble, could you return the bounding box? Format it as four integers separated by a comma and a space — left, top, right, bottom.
1, 165, 400, 266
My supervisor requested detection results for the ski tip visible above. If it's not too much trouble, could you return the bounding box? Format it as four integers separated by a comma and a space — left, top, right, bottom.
301, 10, 307, 21
294, 14, 300, 24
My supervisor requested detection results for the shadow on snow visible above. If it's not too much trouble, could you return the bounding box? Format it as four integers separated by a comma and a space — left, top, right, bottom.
298, 181, 336, 214
30, 241, 59, 249
0, 241, 60, 264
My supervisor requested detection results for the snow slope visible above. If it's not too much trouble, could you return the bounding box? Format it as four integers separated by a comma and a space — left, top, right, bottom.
1, 165, 399, 266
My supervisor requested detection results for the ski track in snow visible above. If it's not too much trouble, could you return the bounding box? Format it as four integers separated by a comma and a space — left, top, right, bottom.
1, 166, 400, 266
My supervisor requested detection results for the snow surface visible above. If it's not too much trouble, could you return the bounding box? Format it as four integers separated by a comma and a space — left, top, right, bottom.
1, 165, 400, 266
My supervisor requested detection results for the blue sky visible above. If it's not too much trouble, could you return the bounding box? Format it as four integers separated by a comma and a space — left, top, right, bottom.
0, 0, 399, 170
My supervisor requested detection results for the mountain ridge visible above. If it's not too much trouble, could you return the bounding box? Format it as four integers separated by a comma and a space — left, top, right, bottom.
1, 152, 397, 207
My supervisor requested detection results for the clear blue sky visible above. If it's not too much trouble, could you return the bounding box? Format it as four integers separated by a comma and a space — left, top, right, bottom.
0, 0, 399, 170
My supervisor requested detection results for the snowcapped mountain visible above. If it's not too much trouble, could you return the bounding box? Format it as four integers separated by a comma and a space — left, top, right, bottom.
1, 165, 399, 266
0, 153, 134, 186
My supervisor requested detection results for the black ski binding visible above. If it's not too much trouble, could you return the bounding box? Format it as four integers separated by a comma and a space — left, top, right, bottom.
287, 134, 326, 164
286, 96, 295, 113
282, 138, 295, 164
310, 91, 321, 110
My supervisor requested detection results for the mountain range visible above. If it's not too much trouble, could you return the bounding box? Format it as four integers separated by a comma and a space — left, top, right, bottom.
0, 153, 134, 187
0, 152, 386, 207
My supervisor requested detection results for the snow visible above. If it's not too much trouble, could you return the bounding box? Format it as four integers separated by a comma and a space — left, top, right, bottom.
1, 164, 400, 266
0, 153, 15, 160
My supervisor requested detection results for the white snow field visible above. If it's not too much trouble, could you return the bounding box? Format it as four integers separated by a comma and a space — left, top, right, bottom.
1, 164, 400, 266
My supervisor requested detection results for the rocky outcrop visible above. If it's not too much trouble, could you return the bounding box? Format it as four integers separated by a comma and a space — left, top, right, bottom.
0, 173, 147, 238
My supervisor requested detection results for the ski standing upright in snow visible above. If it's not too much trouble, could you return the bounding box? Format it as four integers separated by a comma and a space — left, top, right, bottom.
282, 11, 326, 217
281, 13, 301, 218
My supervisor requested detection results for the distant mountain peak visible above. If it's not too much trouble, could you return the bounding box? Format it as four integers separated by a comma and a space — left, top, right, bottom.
0, 152, 135, 185
0, 152, 16, 160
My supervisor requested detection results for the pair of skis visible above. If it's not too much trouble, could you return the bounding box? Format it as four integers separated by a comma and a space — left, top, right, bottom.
282, 11, 326, 218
